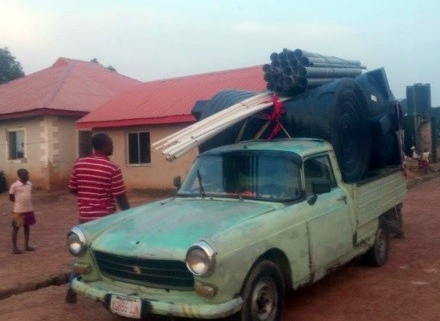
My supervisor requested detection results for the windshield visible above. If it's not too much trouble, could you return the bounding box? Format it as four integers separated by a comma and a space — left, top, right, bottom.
178, 152, 303, 202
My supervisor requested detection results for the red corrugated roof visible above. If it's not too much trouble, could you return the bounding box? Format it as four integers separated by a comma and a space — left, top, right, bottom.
0, 58, 140, 119
77, 65, 266, 128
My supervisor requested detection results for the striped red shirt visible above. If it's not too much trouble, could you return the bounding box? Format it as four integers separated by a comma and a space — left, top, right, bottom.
68, 152, 127, 223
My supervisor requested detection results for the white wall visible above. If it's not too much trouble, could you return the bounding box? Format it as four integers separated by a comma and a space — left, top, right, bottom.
0, 116, 80, 190
100, 124, 198, 193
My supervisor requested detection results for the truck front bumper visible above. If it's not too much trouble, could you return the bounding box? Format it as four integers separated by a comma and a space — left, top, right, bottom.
71, 277, 243, 319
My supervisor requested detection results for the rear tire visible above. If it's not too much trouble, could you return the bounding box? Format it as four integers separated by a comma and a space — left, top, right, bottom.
240, 261, 285, 321
363, 220, 390, 266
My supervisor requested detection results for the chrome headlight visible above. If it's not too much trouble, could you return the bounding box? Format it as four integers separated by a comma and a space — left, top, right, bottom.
67, 227, 87, 257
186, 241, 216, 276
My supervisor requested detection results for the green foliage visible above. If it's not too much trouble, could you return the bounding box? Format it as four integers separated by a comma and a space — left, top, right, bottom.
0, 47, 24, 84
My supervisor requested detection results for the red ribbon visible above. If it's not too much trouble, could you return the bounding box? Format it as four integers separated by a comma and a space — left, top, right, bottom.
264, 95, 284, 139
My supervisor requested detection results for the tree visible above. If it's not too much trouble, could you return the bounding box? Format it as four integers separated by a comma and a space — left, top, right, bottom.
0, 47, 24, 84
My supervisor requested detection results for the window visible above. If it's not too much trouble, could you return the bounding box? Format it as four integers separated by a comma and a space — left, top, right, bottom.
128, 132, 151, 165
178, 153, 302, 202
304, 155, 336, 195
78, 130, 92, 158
8, 130, 25, 159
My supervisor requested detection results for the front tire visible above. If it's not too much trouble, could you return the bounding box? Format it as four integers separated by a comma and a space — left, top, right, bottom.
240, 261, 285, 321
363, 220, 390, 266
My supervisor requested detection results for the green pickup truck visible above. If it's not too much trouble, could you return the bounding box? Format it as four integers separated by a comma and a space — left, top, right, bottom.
67, 138, 406, 321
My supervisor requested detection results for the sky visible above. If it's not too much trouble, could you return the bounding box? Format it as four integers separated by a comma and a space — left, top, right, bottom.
1, 0, 439, 106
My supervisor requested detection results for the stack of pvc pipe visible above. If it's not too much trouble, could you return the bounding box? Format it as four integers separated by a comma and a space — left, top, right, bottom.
264, 48, 366, 96
153, 92, 286, 161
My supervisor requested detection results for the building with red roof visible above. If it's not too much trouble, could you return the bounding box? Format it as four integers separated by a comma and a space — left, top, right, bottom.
0, 58, 140, 190
76, 65, 266, 192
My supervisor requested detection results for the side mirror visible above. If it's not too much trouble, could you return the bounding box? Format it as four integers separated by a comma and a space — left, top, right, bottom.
307, 179, 331, 205
307, 194, 318, 205
173, 176, 182, 190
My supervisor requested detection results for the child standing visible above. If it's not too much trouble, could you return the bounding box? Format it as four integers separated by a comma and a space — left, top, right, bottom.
9, 168, 36, 254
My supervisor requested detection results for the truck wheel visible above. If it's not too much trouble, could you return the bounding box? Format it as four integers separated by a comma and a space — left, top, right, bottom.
240, 261, 285, 321
363, 221, 390, 266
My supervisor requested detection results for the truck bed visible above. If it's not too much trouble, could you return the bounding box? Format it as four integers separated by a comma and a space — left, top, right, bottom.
346, 167, 406, 238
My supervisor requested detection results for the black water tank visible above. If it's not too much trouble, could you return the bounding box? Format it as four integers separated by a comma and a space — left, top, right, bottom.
406, 83, 431, 115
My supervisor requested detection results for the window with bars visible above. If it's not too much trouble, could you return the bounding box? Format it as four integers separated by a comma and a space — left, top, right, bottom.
128, 131, 151, 165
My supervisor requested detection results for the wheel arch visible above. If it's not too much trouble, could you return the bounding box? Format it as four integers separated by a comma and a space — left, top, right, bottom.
240, 248, 293, 294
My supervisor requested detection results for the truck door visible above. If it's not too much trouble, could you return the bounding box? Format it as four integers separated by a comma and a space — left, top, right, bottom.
304, 155, 354, 272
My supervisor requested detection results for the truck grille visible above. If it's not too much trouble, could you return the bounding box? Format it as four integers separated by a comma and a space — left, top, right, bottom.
94, 251, 194, 290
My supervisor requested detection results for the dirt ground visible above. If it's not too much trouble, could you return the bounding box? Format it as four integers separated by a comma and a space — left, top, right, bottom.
0, 169, 440, 321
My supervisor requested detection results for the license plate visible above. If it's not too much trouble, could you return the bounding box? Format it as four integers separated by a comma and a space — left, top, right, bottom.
110, 295, 142, 319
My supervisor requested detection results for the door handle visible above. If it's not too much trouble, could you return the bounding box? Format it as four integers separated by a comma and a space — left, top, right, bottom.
337, 195, 347, 204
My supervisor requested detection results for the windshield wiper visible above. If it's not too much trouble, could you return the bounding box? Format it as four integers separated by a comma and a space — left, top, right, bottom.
196, 170, 205, 197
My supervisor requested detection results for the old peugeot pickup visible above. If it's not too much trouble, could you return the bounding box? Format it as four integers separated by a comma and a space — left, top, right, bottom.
67, 138, 406, 321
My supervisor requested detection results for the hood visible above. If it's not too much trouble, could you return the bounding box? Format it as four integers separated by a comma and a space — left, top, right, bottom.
91, 198, 277, 259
